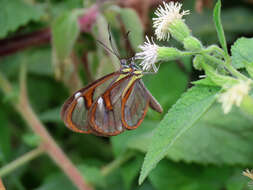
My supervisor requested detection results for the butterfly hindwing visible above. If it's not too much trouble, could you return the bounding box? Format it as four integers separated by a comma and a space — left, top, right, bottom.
88, 75, 132, 136
121, 79, 150, 130
61, 72, 120, 134
139, 80, 163, 113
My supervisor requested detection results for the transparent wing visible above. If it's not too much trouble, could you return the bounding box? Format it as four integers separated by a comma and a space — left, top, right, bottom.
121, 79, 150, 130
61, 72, 120, 134
88, 76, 132, 136
139, 80, 163, 113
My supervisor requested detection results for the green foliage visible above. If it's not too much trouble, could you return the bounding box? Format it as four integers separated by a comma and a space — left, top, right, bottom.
231, 37, 253, 77
139, 85, 220, 184
1, 0, 253, 190
213, 0, 228, 56
118, 8, 144, 51
52, 10, 82, 61
0, 111, 11, 162
0, 0, 44, 38
149, 160, 249, 190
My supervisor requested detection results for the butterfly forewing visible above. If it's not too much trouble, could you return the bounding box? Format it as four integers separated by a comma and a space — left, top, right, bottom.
121, 79, 150, 129
88, 76, 132, 136
61, 72, 121, 134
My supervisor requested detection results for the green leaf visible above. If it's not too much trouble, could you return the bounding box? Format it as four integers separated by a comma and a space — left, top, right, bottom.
118, 8, 144, 52
143, 62, 188, 116
191, 77, 217, 86
213, 0, 228, 56
115, 104, 253, 167
36, 173, 75, 190
121, 155, 143, 190
79, 165, 106, 188
231, 37, 253, 77
139, 85, 220, 184
22, 133, 41, 147
149, 160, 247, 190
202, 63, 238, 87
52, 10, 82, 61
0, 110, 11, 162
39, 107, 61, 123
165, 104, 253, 165
0, 0, 44, 38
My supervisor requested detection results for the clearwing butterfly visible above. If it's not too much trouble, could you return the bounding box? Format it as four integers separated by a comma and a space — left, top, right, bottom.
61, 37, 163, 137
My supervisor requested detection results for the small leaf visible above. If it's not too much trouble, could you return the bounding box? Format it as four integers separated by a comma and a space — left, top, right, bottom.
213, 0, 228, 56
52, 10, 82, 61
231, 37, 253, 77
139, 85, 220, 184
202, 63, 238, 87
0, 0, 44, 38
191, 77, 217, 86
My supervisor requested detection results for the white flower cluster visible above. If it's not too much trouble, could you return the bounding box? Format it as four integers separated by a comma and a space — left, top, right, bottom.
153, 2, 190, 41
218, 81, 251, 114
136, 2, 189, 72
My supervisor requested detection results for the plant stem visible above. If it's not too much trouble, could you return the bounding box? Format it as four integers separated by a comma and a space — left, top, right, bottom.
0, 72, 93, 190
201, 53, 248, 81
101, 152, 134, 176
0, 178, 6, 190
0, 147, 44, 177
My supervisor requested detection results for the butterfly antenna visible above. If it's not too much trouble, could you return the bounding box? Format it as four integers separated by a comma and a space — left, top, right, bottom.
108, 24, 121, 58
97, 40, 120, 59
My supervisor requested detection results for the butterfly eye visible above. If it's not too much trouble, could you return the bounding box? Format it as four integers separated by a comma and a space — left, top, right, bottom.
120, 59, 127, 66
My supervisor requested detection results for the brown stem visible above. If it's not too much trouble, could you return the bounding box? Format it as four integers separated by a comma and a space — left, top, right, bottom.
0, 28, 51, 57
0, 4, 99, 58
16, 104, 92, 190
0, 71, 92, 190
81, 52, 93, 82
0, 178, 6, 190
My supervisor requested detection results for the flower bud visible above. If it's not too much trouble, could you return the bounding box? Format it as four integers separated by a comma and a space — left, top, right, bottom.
183, 36, 202, 51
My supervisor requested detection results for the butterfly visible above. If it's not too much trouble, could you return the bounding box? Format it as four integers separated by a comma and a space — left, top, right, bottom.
61, 35, 162, 137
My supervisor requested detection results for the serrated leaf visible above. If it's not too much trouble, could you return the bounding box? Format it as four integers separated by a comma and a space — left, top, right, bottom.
231, 37, 253, 77
52, 10, 82, 61
0, 0, 44, 38
165, 104, 253, 165
213, 0, 228, 56
124, 104, 253, 167
118, 8, 144, 52
139, 85, 220, 184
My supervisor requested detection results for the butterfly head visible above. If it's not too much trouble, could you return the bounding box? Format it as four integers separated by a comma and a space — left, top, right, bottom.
120, 57, 140, 71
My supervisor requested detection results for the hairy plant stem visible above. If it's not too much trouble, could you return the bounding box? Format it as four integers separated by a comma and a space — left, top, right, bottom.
0, 71, 92, 190
201, 53, 249, 81
0, 147, 44, 177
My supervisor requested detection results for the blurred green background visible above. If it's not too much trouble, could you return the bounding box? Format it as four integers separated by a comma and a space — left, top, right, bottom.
0, 0, 253, 189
